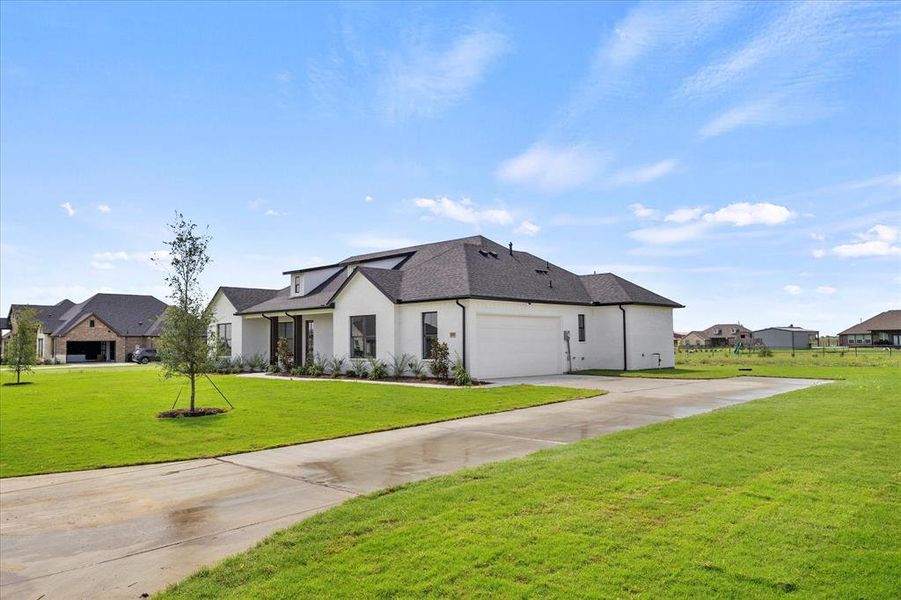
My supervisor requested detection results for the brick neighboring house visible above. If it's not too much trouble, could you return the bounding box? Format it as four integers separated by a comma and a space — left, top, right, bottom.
6, 294, 168, 363
838, 310, 901, 347
682, 324, 753, 348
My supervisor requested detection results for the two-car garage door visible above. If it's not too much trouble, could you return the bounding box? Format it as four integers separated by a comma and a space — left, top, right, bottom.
475, 315, 562, 379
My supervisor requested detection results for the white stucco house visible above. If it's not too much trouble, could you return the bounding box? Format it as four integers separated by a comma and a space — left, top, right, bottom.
210, 235, 683, 379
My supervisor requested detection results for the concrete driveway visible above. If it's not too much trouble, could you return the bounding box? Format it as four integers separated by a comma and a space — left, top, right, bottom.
0, 375, 827, 599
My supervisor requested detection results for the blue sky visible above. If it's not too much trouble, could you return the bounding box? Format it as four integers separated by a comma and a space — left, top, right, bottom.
1, 1, 899, 334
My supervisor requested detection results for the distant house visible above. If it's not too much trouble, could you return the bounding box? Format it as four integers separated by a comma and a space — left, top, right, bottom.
0, 317, 9, 358
838, 310, 901, 347
681, 331, 708, 347
753, 325, 818, 349
6, 294, 168, 363
673, 332, 686, 348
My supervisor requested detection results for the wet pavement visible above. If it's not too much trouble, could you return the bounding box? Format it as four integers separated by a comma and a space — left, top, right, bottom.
0, 375, 828, 599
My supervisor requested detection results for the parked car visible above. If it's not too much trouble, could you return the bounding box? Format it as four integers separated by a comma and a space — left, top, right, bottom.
132, 348, 160, 364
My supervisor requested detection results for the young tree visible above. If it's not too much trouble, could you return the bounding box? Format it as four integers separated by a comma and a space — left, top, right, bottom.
4, 308, 39, 384
156, 213, 215, 412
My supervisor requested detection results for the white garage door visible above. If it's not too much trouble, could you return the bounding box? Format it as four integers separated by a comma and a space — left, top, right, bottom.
475, 315, 562, 379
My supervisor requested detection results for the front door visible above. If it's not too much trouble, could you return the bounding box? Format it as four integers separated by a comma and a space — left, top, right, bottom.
305, 321, 315, 364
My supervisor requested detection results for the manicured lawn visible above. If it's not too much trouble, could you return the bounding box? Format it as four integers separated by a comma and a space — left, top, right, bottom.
159, 363, 900, 599
579, 347, 901, 379
0, 367, 597, 477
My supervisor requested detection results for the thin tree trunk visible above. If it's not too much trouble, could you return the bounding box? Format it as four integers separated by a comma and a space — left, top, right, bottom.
190, 373, 196, 412
16, 366, 21, 384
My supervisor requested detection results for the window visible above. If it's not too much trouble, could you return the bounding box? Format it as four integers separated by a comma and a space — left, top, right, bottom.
278, 322, 294, 355
305, 320, 315, 364
714, 328, 721, 335
577, 314, 586, 342
350, 315, 376, 358
293, 275, 301, 294
89, 319, 95, 328
216, 323, 232, 351
422, 312, 438, 358
731, 328, 738, 334
37, 337, 44, 356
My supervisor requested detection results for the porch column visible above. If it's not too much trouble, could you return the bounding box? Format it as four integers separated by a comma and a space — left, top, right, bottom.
292, 315, 304, 366
267, 316, 279, 366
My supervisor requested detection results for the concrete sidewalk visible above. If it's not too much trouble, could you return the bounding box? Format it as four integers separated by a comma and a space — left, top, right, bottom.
0, 375, 827, 599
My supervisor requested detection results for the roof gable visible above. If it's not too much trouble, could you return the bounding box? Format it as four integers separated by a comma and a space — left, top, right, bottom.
838, 310, 901, 335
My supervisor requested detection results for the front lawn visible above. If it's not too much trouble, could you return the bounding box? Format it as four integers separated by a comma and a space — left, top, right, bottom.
0, 367, 597, 477
159, 364, 900, 598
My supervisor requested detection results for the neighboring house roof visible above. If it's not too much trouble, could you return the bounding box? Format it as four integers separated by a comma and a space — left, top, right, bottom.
216, 286, 283, 312
683, 330, 709, 339
0, 317, 8, 330
8, 299, 75, 334
239, 235, 683, 314
838, 310, 901, 335
10, 294, 168, 337
754, 325, 818, 333
702, 323, 751, 337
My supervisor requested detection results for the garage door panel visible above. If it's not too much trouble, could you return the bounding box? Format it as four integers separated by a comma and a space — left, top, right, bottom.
475, 315, 561, 379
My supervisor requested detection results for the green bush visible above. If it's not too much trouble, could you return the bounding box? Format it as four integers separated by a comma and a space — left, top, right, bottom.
429, 342, 450, 380
350, 358, 368, 378
452, 356, 472, 386
389, 353, 412, 378
368, 358, 387, 380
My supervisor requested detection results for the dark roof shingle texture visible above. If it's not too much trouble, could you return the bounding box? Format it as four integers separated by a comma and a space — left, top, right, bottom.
838, 310, 901, 335
238, 235, 682, 313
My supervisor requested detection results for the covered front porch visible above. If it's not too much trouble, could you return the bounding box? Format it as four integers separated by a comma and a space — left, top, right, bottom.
258, 310, 334, 366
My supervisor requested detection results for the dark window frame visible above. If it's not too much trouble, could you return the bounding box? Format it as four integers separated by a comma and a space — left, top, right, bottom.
277, 322, 294, 354
89, 319, 95, 328
350, 314, 377, 358
577, 314, 586, 342
216, 323, 232, 351
293, 275, 301, 294
422, 311, 438, 358
305, 320, 315, 364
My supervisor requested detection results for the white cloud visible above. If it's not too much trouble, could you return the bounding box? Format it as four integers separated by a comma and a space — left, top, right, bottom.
816, 286, 837, 295
381, 28, 509, 120
90, 250, 169, 271
550, 214, 620, 226
248, 198, 263, 211
810, 232, 825, 241
702, 202, 793, 226
496, 143, 603, 192
60, 202, 76, 217
629, 203, 659, 220
629, 222, 711, 245
264, 209, 280, 217
344, 235, 419, 250
783, 285, 802, 295
664, 207, 703, 223
841, 172, 901, 190
514, 220, 540, 236
96, 204, 111, 214
413, 197, 513, 226
811, 249, 826, 259
364, 195, 374, 203
608, 159, 677, 186
832, 224, 901, 257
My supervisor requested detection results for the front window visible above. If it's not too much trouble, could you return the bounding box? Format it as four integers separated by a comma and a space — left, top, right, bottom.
294, 275, 301, 294
422, 312, 438, 358
37, 337, 44, 356
350, 315, 376, 358
216, 323, 232, 351
89, 319, 95, 328
305, 320, 315, 364
578, 314, 586, 342
278, 322, 294, 353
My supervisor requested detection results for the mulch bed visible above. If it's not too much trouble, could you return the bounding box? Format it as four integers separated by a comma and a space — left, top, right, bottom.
158, 407, 228, 419
267, 373, 487, 386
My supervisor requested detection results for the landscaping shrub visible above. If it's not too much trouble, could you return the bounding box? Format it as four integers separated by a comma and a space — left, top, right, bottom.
758, 346, 774, 358
452, 355, 472, 386
329, 355, 347, 378
276, 337, 294, 371
289, 365, 307, 377
429, 342, 450, 380
408, 357, 427, 380
389, 353, 412, 378
247, 354, 267, 372
351, 358, 368, 378
367, 358, 387, 380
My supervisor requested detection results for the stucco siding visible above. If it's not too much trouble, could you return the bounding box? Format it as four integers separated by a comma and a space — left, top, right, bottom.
625, 304, 675, 369
211, 293, 243, 359
332, 275, 396, 362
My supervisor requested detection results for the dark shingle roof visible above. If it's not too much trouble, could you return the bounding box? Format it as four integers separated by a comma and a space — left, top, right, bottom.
0, 317, 8, 330
53, 294, 169, 336
238, 235, 683, 313
8, 300, 75, 334
838, 310, 901, 335
217, 286, 283, 312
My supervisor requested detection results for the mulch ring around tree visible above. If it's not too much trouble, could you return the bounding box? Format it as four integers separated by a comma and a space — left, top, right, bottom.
158, 407, 228, 419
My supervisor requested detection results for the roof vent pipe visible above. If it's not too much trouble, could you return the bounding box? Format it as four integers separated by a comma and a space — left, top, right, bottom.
508, 242, 513, 256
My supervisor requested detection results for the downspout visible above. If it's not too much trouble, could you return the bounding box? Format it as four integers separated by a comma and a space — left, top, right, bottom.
455, 299, 466, 370
618, 305, 627, 371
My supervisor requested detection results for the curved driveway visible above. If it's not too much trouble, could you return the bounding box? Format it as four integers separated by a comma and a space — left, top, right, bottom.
0, 375, 827, 599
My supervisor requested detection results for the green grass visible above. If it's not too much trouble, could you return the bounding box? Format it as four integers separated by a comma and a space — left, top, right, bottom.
0, 367, 597, 478
579, 347, 901, 380
159, 361, 900, 599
